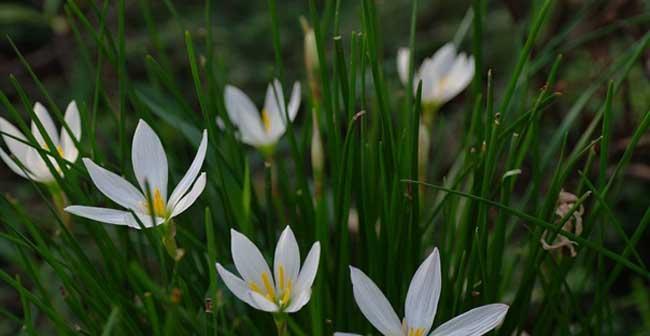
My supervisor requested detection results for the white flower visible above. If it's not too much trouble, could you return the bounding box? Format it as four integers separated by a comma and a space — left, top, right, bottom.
335, 248, 509, 336
65, 119, 208, 229
223, 79, 301, 150
0, 101, 81, 183
216, 226, 320, 313
398, 43, 475, 106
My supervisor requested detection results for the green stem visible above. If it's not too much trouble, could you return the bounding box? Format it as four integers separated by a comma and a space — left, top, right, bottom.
48, 184, 71, 231
418, 103, 440, 200
274, 314, 288, 336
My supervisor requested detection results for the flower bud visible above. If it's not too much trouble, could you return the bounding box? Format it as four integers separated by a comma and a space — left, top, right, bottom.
301, 17, 319, 75
301, 17, 321, 101
311, 108, 325, 197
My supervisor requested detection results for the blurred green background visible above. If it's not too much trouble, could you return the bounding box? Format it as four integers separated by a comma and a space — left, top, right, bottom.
1, 0, 649, 334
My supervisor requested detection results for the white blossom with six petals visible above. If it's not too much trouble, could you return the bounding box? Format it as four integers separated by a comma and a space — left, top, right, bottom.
0, 101, 81, 183
223, 79, 300, 150
216, 226, 320, 313
65, 119, 207, 229
335, 248, 509, 336
398, 43, 475, 106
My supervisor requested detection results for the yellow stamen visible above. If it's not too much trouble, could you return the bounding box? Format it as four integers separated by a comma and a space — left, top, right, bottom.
249, 282, 264, 295
261, 109, 271, 132
42, 143, 64, 157
408, 328, 425, 336
278, 265, 286, 291
261, 272, 276, 301
280, 279, 292, 305
142, 188, 167, 217
152, 188, 166, 216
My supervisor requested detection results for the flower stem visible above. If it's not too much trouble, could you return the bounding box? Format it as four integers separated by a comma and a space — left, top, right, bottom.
418, 103, 439, 200
48, 184, 71, 232
274, 314, 288, 336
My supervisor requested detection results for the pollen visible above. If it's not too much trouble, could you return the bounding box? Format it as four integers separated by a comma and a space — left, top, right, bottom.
261, 109, 271, 132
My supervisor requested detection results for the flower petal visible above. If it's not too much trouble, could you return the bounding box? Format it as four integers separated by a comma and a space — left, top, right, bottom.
125, 211, 165, 229
224, 85, 268, 146
168, 130, 208, 209
0, 117, 30, 163
83, 158, 145, 210
32, 102, 60, 146
397, 47, 411, 85
216, 263, 258, 308
294, 242, 320, 294
0, 147, 31, 179
60, 101, 81, 163
287, 82, 301, 122
64, 206, 130, 226
274, 226, 301, 287
427, 43, 457, 79
132, 120, 168, 199
24, 148, 55, 183
1, 118, 52, 182
230, 229, 274, 287
440, 54, 474, 104
419, 43, 457, 103
284, 288, 311, 313
405, 248, 441, 333
264, 79, 287, 142
429, 304, 509, 336
249, 291, 280, 312
349, 266, 402, 336
170, 172, 206, 217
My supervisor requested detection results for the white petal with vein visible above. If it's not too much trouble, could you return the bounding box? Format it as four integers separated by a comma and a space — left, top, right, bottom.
405, 248, 441, 333
83, 158, 145, 210
224, 85, 268, 146
64, 206, 129, 226
429, 304, 509, 336
168, 130, 208, 208
32, 102, 60, 146
216, 263, 258, 308
230, 229, 273, 286
132, 120, 168, 199
60, 101, 81, 162
349, 266, 402, 336
274, 226, 301, 287
170, 172, 206, 217
294, 242, 320, 295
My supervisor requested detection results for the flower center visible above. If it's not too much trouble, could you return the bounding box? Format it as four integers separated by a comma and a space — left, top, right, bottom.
437, 74, 449, 91
408, 328, 425, 336
248, 265, 293, 308
249, 271, 277, 302
261, 108, 271, 132
142, 188, 167, 217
